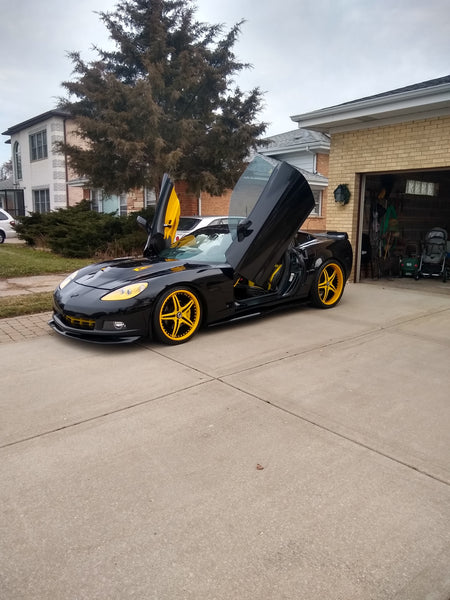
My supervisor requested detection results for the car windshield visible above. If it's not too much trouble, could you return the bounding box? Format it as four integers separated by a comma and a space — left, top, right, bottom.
159, 226, 233, 263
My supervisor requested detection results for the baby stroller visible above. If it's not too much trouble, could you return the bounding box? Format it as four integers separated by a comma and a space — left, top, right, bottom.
416, 228, 448, 281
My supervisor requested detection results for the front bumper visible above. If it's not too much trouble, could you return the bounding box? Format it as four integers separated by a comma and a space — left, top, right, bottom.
48, 301, 149, 344
50, 280, 155, 344
49, 310, 147, 345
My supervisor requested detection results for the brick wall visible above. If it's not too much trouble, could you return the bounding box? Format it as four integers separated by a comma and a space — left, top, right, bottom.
326, 115, 450, 258
174, 183, 231, 216
302, 152, 329, 232
67, 186, 85, 207
316, 152, 329, 177
127, 189, 145, 213
174, 181, 199, 215
200, 189, 232, 215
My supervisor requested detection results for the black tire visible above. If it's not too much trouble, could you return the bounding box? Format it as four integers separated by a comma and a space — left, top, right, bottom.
153, 286, 202, 344
310, 260, 345, 309
0, 231, 5, 244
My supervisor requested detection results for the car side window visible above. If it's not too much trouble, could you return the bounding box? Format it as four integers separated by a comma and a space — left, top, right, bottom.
0, 212, 7, 220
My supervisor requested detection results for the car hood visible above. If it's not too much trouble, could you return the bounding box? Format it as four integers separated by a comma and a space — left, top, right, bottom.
72, 258, 195, 291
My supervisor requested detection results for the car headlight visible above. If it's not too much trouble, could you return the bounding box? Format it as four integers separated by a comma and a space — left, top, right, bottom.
101, 282, 148, 301
59, 270, 79, 290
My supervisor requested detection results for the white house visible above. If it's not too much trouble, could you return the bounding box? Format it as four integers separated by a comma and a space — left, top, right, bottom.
2, 110, 148, 216
2, 110, 73, 215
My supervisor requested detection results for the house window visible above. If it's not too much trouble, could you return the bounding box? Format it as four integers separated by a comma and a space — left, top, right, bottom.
29, 130, 48, 161
405, 179, 438, 197
144, 187, 157, 207
90, 189, 103, 212
33, 189, 50, 213
13, 142, 22, 179
90, 189, 127, 214
310, 189, 323, 217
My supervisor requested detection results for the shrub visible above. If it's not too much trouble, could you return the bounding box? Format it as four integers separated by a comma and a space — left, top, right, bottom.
15, 202, 155, 258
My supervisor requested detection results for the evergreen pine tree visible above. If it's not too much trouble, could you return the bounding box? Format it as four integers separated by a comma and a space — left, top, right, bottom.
59, 0, 267, 196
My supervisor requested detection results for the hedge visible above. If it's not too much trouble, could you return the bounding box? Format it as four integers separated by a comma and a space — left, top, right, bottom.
14, 201, 155, 258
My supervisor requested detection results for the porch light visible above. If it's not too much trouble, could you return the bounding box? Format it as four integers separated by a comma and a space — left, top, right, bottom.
334, 184, 351, 205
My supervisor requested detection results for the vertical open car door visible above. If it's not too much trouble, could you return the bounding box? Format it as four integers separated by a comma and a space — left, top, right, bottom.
225, 156, 315, 286
144, 174, 180, 257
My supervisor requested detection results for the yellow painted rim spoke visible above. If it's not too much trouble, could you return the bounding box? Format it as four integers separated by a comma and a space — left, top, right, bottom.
318, 264, 343, 305
159, 290, 200, 341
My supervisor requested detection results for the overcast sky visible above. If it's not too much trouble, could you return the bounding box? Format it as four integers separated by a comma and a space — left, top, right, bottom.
1, 0, 449, 165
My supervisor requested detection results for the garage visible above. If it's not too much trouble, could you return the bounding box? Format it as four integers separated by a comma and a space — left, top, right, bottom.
360, 169, 450, 280
291, 74, 450, 285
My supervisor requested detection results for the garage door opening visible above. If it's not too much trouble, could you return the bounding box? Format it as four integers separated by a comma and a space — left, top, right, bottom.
358, 169, 450, 281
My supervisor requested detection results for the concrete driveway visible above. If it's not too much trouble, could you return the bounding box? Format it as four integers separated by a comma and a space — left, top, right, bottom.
1, 282, 449, 599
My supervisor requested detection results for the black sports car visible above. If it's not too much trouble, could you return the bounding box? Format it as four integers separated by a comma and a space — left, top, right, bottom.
49, 156, 353, 345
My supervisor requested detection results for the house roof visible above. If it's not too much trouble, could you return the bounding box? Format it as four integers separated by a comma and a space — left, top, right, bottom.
259, 128, 330, 155
290, 75, 450, 133
2, 109, 71, 137
251, 129, 329, 187
294, 168, 328, 187
0, 176, 14, 190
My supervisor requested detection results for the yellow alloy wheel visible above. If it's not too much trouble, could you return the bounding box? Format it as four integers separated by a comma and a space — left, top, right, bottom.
154, 287, 202, 344
312, 261, 345, 308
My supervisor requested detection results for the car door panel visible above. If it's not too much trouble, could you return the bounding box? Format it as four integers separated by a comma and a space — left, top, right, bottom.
226, 160, 314, 286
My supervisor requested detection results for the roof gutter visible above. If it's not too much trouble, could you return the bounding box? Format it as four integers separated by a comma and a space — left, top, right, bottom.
259, 140, 330, 156
291, 82, 450, 133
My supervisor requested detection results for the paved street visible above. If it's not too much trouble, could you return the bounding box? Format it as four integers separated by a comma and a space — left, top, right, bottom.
1, 281, 449, 599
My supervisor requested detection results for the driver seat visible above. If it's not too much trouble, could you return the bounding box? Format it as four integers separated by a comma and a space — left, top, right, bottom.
235, 259, 285, 295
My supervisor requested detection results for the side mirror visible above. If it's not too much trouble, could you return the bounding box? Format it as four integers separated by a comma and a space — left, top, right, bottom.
137, 215, 151, 233
236, 218, 253, 242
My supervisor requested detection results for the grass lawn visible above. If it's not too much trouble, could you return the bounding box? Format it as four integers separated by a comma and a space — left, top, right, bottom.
0, 244, 92, 278
0, 244, 94, 319
0, 292, 54, 319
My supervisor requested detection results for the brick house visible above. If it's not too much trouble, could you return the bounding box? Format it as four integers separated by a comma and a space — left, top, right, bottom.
172, 128, 331, 225
291, 75, 450, 281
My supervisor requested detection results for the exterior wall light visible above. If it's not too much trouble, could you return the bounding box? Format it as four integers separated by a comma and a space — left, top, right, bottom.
333, 184, 351, 205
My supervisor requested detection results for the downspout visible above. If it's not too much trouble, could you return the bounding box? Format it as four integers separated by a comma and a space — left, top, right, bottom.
63, 117, 69, 207
305, 145, 317, 173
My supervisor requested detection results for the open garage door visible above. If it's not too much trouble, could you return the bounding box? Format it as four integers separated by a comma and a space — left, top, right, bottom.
358, 169, 450, 281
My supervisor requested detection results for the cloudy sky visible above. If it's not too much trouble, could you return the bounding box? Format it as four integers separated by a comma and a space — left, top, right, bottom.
1, 0, 449, 165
